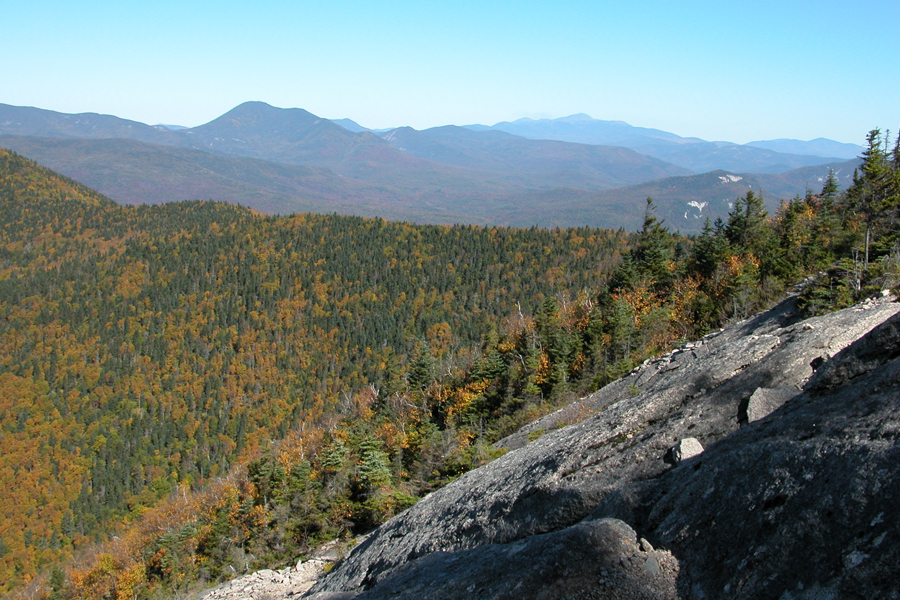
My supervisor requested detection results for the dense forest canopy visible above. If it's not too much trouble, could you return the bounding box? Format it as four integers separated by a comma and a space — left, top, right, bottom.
1, 126, 898, 600
0, 148, 630, 595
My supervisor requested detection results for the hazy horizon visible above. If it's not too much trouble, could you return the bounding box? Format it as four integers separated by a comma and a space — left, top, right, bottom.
5, 1, 898, 145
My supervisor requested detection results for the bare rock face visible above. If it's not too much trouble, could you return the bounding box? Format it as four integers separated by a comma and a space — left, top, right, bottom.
641, 309, 900, 599
302, 296, 900, 599
348, 519, 680, 600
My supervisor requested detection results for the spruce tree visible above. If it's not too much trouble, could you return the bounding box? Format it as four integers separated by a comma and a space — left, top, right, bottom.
632, 198, 673, 291
726, 190, 770, 257
845, 129, 896, 267
691, 218, 728, 280
821, 169, 840, 206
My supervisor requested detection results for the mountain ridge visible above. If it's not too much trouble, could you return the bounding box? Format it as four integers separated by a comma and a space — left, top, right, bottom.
0, 102, 870, 233
377, 124, 692, 190
466, 113, 860, 172
0, 132, 859, 233
746, 137, 865, 159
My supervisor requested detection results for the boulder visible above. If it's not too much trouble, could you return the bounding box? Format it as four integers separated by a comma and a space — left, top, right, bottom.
743, 387, 797, 423
668, 437, 704, 463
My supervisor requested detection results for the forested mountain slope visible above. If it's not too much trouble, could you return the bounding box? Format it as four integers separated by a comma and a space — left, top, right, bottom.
0, 149, 630, 594
0, 134, 480, 222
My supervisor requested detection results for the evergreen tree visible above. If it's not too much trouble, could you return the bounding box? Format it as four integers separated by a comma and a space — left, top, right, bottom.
608, 198, 673, 295
406, 339, 435, 393
821, 169, 840, 206
845, 129, 897, 267
725, 190, 770, 257
691, 218, 729, 280
357, 437, 392, 490
632, 198, 674, 291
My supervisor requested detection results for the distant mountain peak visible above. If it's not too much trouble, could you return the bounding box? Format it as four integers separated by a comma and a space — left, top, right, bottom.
331, 118, 370, 133
745, 137, 863, 160
557, 113, 597, 123
503, 114, 628, 127
234, 100, 276, 110
213, 101, 318, 122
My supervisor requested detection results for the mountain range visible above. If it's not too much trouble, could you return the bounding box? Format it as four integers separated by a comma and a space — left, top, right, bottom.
0, 102, 863, 232
462, 114, 864, 170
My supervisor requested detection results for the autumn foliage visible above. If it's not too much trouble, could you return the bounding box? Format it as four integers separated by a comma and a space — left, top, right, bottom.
3, 127, 898, 599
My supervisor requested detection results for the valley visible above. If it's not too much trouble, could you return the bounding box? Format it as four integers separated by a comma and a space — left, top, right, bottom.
0, 102, 859, 232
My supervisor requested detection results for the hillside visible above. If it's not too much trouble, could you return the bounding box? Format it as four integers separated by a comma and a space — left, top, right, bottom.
190, 294, 900, 599
306, 294, 900, 599
0, 134, 854, 234
492, 161, 859, 234
0, 135, 483, 223
0, 133, 669, 229
181, 102, 487, 188
745, 137, 864, 159
0, 103, 188, 146
379, 125, 692, 190
197, 129, 899, 599
0, 149, 632, 594
1, 102, 690, 194
630, 139, 846, 175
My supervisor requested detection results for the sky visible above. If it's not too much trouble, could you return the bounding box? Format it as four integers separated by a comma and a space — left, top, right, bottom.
3, 0, 897, 145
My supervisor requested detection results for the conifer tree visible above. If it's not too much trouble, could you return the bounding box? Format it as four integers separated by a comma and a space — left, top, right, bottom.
406, 340, 435, 393
821, 169, 840, 206
632, 198, 674, 292
846, 129, 897, 267
690, 218, 729, 280
725, 190, 770, 258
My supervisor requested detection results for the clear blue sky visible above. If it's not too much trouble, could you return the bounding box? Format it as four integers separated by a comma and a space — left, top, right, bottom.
4, 0, 897, 144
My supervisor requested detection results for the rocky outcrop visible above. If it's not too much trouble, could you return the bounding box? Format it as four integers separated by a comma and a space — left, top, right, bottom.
196, 541, 342, 600
298, 295, 900, 599
197, 565, 322, 600
350, 519, 681, 600
667, 437, 704, 464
